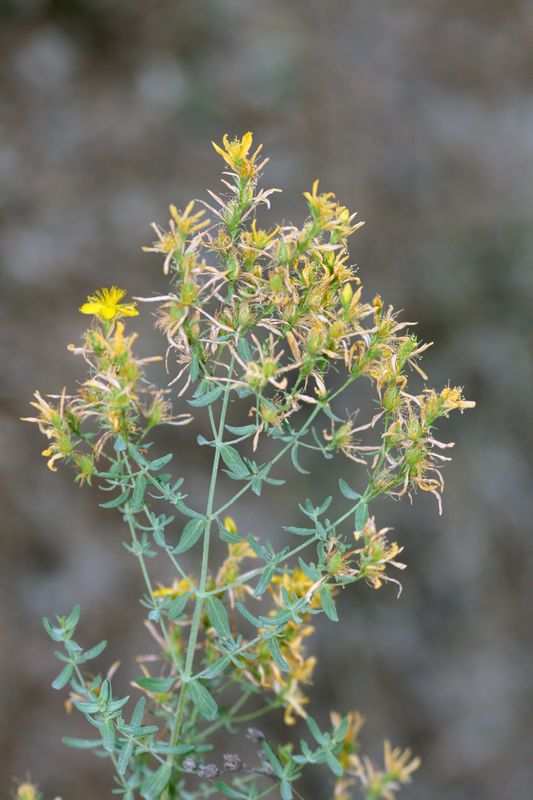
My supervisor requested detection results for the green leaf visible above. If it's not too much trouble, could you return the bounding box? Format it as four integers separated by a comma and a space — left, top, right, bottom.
201, 656, 231, 679
291, 444, 310, 475
190, 353, 200, 381
102, 718, 115, 752
42, 616, 64, 642
298, 558, 320, 581
148, 453, 173, 470
305, 716, 326, 745
71, 698, 100, 714
80, 640, 107, 662
324, 750, 343, 776
237, 338, 252, 362
131, 697, 145, 727
62, 736, 103, 749
283, 525, 315, 537
322, 405, 344, 423
166, 594, 190, 620
188, 386, 223, 407
318, 496, 333, 515
173, 517, 205, 554
52, 663, 74, 690
338, 478, 361, 501
130, 475, 147, 510
99, 488, 131, 509
108, 695, 130, 713
140, 764, 172, 799
263, 475, 285, 487
99, 679, 111, 706
355, 502, 369, 530
218, 522, 242, 544
225, 424, 257, 436
251, 476, 263, 496
65, 604, 81, 629
267, 636, 289, 672
149, 743, 200, 755
262, 742, 284, 779
280, 780, 293, 800
188, 680, 218, 720
117, 737, 134, 775
136, 677, 175, 693
236, 602, 262, 628
206, 596, 231, 639
319, 586, 338, 622
220, 445, 249, 479
253, 564, 274, 598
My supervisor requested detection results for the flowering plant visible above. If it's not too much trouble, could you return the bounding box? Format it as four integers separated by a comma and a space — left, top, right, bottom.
23, 132, 473, 800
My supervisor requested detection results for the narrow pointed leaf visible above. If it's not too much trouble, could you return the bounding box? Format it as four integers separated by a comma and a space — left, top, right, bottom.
253, 564, 274, 598
140, 764, 172, 799
338, 478, 361, 501
52, 663, 74, 690
80, 640, 107, 662
220, 445, 249, 479
291, 444, 310, 475
131, 696, 146, 727
118, 738, 134, 774
188, 680, 218, 720
267, 636, 289, 672
173, 517, 205, 554
99, 488, 131, 509
62, 736, 103, 749
355, 502, 369, 530
320, 586, 338, 622
102, 718, 115, 752
188, 386, 223, 407
136, 677, 175, 693
206, 596, 231, 638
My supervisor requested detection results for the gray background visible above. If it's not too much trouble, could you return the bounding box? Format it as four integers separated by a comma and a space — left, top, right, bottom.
1, 1, 532, 798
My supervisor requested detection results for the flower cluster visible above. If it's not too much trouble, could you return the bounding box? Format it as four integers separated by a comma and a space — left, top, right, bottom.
144, 132, 473, 514
23, 294, 189, 483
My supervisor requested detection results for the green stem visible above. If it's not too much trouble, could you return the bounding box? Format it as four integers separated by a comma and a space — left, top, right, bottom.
165, 356, 235, 777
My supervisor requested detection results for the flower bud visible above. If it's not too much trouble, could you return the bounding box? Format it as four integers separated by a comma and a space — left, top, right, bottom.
224, 516, 238, 535
341, 282, 353, 307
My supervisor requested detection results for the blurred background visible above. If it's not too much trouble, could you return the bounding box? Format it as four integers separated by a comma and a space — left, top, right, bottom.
2, 1, 532, 798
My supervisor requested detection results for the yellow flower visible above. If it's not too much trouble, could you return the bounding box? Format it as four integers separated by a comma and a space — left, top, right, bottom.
80, 287, 138, 321
153, 577, 195, 598
353, 518, 406, 591
212, 131, 263, 177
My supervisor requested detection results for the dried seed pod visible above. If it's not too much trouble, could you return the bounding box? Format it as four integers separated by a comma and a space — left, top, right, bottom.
246, 727, 265, 742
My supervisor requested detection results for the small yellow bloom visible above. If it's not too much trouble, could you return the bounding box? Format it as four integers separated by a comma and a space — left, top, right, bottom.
212, 131, 263, 177
80, 287, 138, 321
153, 577, 194, 599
